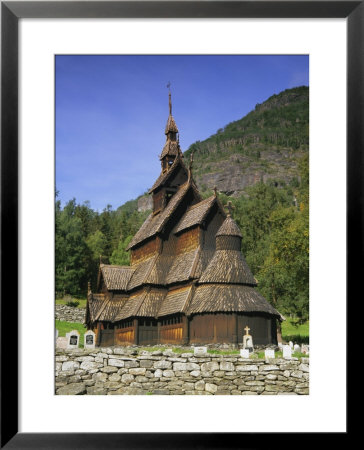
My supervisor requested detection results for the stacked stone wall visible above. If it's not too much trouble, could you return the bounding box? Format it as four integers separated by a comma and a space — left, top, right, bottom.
55, 305, 86, 323
55, 347, 309, 395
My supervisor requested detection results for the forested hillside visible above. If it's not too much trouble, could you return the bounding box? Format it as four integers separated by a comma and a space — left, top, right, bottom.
56, 86, 309, 323
185, 86, 308, 197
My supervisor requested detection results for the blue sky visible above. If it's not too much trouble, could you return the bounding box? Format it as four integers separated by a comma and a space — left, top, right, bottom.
56, 55, 309, 211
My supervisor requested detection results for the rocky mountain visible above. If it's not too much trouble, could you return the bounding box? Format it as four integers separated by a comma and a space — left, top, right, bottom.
138, 86, 308, 211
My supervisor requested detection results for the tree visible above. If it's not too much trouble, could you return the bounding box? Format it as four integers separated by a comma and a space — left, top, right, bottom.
110, 235, 133, 266
55, 199, 88, 296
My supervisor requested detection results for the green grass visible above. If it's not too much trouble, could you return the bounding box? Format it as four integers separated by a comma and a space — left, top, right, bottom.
281, 320, 309, 344
56, 298, 87, 308
55, 320, 86, 348
207, 349, 240, 355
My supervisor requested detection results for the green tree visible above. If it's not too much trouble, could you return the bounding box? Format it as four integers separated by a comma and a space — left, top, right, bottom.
110, 235, 133, 266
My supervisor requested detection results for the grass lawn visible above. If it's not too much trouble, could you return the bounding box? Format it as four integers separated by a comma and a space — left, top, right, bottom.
281, 320, 309, 344
55, 320, 86, 347
56, 298, 87, 308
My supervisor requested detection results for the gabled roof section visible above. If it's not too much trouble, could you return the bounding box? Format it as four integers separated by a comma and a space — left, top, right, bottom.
137, 289, 166, 318
160, 140, 181, 160
100, 264, 134, 291
158, 286, 193, 317
87, 293, 107, 323
199, 250, 257, 286
97, 296, 128, 322
127, 255, 158, 291
148, 155, 187, 193
127, 180, 197, 250
114, 290, 147, 321
173, 195, 216, 234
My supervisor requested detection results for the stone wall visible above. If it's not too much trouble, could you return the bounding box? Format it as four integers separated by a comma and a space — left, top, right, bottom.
55, 305, 86, 323
55, 347, 309, 395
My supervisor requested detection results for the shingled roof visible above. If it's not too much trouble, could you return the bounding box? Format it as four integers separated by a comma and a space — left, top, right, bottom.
188, 284, 280, 316
86, 293, 107, 323
100, 265, 134, 291
148, 155, 187, 193
216, 216, 242, 238
127, 180, 194, 250
136, 289, 166, 318
126, 255, 158, 291
114, 291, 147, 321
199, 250, 257, 286
160, 140, 181, 160
97, 296, 128, 322
173, 195, 216, 234
158, 286, 193, 317
165, 114, 178, 134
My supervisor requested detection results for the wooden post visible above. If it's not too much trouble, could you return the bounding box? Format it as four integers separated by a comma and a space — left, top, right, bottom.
277, 319, 282, 344
133, 318, 139, 345
232, 313, 238, 346
157, 320, 161, 344
267, 318, 272, 344
182, 315, 189, 345
96, 322, 102, 346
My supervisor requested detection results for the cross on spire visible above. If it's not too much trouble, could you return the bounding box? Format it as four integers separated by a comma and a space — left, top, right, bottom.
224, 201, 235, 217
167, 82, 172, 115
244, 325, 250, 335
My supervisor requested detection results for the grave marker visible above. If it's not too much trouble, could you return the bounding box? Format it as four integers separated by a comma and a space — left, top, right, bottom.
240, 349, 250, 358
56, 337, 68, 349
84, 330, 96, 349
194, 346, 207, 356
283, 345, 292, 359
242, 325, 254, 352
265, 348, 275, 359
67, 330, 80, 349
293, 344, 301, 353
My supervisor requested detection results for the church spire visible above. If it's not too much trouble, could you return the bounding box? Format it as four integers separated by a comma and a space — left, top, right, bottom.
160, 85, 182, 169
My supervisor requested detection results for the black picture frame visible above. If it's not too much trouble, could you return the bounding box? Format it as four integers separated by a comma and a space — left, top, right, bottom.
1, 1, 357, 447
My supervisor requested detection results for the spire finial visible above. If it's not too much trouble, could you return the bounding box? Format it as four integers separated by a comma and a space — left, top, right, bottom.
213, 186, 218, 197
224, 201, 235, 217
88, 281, 91, 293
167, 82, 172, 115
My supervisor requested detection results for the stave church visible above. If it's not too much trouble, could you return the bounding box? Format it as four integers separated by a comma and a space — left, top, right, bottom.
86, 93, 281, 347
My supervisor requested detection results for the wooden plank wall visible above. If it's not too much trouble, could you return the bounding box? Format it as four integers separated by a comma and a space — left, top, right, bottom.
131, 238, 158, 265
189, 313, 236, 344
175, 227, 200, 254
115, 327, 134, 346
160, 324, 183, 344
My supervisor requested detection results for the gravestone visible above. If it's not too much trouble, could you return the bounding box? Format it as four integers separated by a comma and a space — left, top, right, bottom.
289, 341, 294, 349
242, 326, 254, 352
67, 330, 80, 349
265, 348, 275, 359
283, 345, 292, 359
56, 337, 68, 349
293, 344, 301, 353
240, 349, 250, 358
278, 342, 283, 349
194, 346, 207, 356
301, 344, 309, 355
84, 330, 96, 349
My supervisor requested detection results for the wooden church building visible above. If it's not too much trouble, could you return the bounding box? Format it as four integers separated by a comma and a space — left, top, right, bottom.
86, 93, 281, 347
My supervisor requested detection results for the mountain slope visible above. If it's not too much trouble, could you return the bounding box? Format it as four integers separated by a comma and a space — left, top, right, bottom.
184, 86, 308, 196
